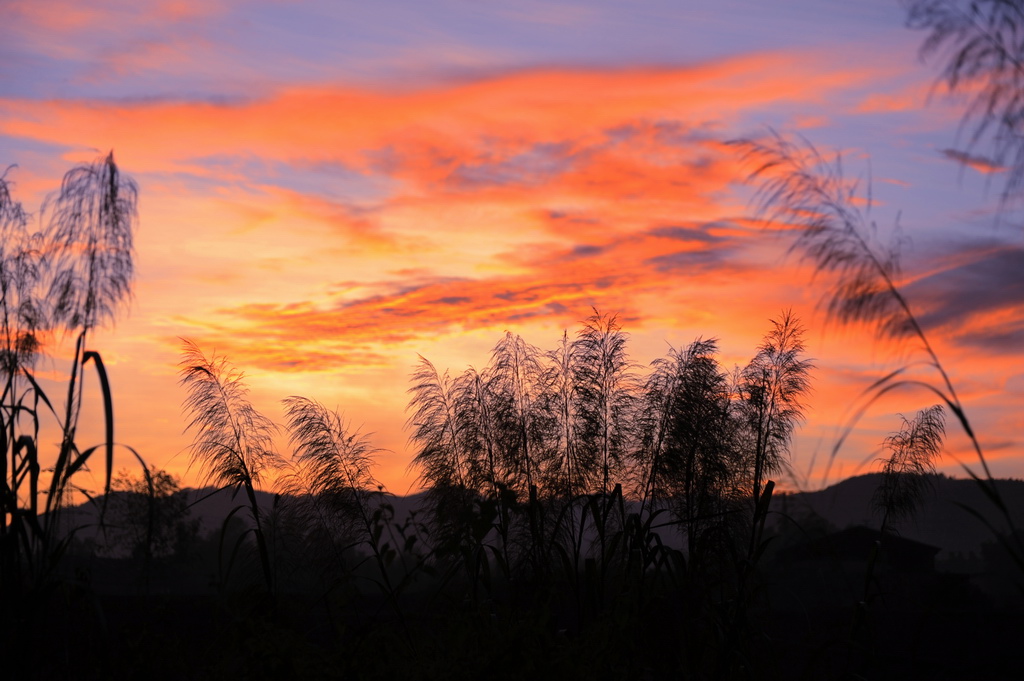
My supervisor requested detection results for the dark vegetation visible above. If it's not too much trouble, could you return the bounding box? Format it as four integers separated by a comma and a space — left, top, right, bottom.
5, 4, 1024, 678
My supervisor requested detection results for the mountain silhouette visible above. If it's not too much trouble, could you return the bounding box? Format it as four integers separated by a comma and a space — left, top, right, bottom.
771, 472, 1024, 559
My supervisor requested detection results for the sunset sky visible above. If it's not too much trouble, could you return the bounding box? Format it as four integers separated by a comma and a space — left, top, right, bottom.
1, 0, 1021, 496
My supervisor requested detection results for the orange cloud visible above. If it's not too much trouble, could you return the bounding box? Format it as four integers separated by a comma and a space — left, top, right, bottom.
0, 54, 881, 175
856, 80, 931, 114
940, 148, 1007, 174
171, 216, 765, 375
4, 0, 225, 33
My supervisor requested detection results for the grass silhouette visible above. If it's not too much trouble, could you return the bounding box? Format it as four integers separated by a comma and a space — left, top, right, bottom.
179, 339, 281, 593
6, 124, 1020, 681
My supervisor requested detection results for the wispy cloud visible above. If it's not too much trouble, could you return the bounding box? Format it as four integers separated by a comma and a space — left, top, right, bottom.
909, 243, 1024, 354
0, 55, 899, 376
940, 148, 1007, 174
177, 217, 757, 372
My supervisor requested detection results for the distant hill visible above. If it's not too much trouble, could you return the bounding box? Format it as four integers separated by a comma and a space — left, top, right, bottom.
57, 485, 431, 545
771, 473, 1024, 558
57, 474, 1024, 560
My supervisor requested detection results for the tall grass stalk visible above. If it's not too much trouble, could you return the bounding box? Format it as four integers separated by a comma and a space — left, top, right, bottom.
739, 131, 1024, 573
741, 135, 987, 473
281, 399, 391, 588
179, 339, 278, 593
404, 309, 812, 666
0, 153, 136, 603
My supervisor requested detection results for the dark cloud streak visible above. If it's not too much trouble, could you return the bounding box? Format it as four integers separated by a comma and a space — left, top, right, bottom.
908, 244, 1024, 354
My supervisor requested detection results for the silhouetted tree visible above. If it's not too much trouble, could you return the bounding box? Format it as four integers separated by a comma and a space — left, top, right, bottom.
106, 468, 196, 563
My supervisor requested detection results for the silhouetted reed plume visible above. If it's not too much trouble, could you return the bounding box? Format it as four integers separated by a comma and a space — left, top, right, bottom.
280, 396, 380, 534
874, 404, 946, 532
739, 311, 813, 509
738, 134, 982, 465
179, 339, 278, 591
0, 153, 137, 607
45, 152, 136, 334
908, 0, 1024, 202
739, 131, 1022, 577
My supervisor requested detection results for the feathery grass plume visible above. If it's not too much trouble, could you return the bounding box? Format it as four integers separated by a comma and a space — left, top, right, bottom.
741, 133, 912, 341
487, 331, 547, 496
0, 168, 40, 591
541, 330, 584, 500
0, 170, 38, 492
567, 310, 636, 598
454, 364, 519, 576
637, 340, 733, 505
407, 356, 468, 490
456, 365, 500, 494
0, 156, 138, 628
486, 331, 552, 575
739, 310, 813, 509
279, 397, 402, 597
738, 133, 990, 477
658, 339, 737, 556
44, 151, 136, 334
741, 130, 1024, 608
42, 152, 137, 519
407, 356, 488, 569
573, 309, 636, 496
179, 339, 277, 591
636, 345, 680, 512
282, 396, 380, 527
0, 167, 44, 379
179, 340, 277, 489
907, 0, 1024, 203
873, 404, 945, 532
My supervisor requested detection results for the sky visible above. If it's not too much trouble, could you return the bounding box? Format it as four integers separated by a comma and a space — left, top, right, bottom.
1, 0, 1021, 496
